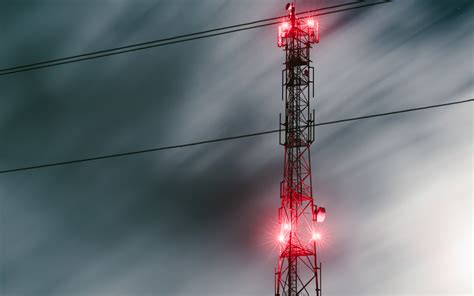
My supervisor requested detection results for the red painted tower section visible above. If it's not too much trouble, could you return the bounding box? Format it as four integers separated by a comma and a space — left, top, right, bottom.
275, 3, 325, 296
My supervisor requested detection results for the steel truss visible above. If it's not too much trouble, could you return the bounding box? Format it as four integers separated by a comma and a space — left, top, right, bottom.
275, 3, 322, 296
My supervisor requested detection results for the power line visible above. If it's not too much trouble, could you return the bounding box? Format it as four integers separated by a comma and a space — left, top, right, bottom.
0, 1, 365, 73
0, 98, 470, 175
0, 1, 389, 76
0, 1, 362, 72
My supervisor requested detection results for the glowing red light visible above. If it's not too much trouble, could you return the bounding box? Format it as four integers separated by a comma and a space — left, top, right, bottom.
316, 20, 320, 43
307, 19, 315, 28
316, 207, 326, 223
278, 26, 283, 47
278, 234, 285, 243
312, 232, 322, 241
278, 22, 291, 47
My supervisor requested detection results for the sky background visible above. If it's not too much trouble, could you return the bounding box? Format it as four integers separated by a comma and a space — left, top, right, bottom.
0, 0, 472, 295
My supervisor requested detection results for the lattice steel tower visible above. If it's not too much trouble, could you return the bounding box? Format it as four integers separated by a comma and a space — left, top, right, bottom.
275, 3, 326, 296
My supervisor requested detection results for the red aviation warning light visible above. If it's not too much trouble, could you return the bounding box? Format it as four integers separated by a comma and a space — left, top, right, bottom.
305, 17, 320, 44
312, 232, 322, 241
278, 22, 291, 47
278, 233, 285, 243
316, 19, 320, 43
277, 13, 319, 47
316, 206, 326, 223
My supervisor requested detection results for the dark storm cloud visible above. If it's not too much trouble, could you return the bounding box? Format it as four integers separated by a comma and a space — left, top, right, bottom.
1, 1, 281, 293
1, 1, 472, 295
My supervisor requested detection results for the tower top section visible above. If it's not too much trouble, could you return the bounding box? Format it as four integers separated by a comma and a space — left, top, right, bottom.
277, 3, 320, 47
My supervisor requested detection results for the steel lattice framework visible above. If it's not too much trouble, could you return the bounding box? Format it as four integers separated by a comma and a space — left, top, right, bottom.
275, 3, 325, 296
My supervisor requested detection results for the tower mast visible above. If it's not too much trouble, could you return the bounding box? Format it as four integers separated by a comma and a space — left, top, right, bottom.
275, 3, 326, 296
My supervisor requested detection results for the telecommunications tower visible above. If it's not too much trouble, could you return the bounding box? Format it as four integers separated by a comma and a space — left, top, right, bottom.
275, 3, 326, 296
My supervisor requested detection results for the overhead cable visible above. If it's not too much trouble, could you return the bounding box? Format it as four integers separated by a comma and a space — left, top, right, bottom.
0, 97, 470, 175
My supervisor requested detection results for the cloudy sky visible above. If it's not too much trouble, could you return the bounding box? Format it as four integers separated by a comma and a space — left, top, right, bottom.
0, 0, 472, 295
